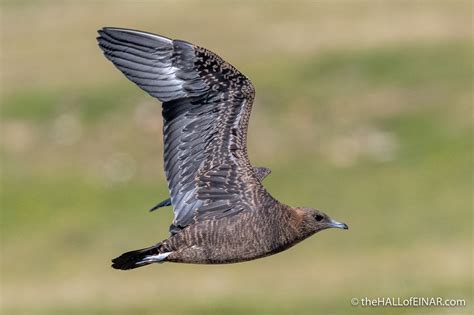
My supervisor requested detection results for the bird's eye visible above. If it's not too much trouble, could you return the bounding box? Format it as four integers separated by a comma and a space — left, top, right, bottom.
315, 214, 324, 221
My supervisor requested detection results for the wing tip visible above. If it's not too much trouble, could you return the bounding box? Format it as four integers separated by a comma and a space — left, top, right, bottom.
97, 27, 173, 44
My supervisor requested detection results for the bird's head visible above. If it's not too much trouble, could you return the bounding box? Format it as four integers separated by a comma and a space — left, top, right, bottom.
295, 207, 348, 237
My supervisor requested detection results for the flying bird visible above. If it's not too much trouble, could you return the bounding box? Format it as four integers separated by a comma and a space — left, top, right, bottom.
97, 27, 348, 270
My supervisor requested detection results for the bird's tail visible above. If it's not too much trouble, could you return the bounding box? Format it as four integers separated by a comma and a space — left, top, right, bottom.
111, 244, 171, 270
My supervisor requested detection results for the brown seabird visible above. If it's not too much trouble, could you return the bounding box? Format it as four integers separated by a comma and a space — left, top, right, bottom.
97, 27, 348, 270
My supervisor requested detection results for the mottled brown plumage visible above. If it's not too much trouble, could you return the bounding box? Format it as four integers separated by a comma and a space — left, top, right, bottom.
97, 27, 348, 270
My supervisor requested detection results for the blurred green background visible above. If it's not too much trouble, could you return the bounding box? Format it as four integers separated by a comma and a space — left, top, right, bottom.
1, 1, 472, 314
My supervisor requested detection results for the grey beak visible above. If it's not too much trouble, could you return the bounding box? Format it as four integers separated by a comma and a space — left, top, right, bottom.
329, 218, 349, 230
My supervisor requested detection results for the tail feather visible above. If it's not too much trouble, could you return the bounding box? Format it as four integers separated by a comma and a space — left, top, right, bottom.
111, 245, 170, 270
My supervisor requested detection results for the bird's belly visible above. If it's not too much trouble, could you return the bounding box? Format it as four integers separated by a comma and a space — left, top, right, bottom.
167, 243, 282, 264
166, 227, 296, 264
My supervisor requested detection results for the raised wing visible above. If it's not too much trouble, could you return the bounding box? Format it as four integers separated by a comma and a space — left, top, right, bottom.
97, 28, 274, 233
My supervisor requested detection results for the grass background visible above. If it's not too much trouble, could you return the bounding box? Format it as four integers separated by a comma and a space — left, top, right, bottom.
1, 1, 472, 314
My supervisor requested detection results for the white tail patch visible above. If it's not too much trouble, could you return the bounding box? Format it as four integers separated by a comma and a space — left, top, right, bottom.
136, 252, 172, 265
